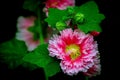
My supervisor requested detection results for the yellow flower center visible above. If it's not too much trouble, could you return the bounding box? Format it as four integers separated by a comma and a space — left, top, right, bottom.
51, 2, 58, 7
65, 44, 81, 60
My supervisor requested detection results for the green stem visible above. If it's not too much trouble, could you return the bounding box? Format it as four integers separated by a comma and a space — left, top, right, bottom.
85, 76, 89, 80
45, 71, 48, 80
37, 8, 44, 44
46, 76, 48, 80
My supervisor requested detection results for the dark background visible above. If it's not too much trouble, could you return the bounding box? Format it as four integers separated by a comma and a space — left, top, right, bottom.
0, 0, 118, 80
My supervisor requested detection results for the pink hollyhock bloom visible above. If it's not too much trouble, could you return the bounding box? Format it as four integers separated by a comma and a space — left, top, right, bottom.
43, 0, 75, 16
48, 28, 99, 75
16, 16, 40, 51
83, 53, 101, 77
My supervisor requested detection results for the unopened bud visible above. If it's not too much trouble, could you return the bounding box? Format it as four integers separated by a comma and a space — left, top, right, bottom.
56, 21, 66, 31
90, 31, 100, 36
74, 13, 85, 24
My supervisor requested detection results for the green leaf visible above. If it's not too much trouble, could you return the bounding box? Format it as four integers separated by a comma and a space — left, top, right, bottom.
74, 1, 105, 33
23, 0, 40, 12
45, 8, 68, 27
23, 44, 53, 67
0, 38, 27, 69
44, 60, 60, 77
44, 1, 105, 33
23, 44, 61, 78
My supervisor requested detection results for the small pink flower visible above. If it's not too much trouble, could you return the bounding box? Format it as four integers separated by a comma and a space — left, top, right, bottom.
48, 28, 99, 75
43, 0, 75, 16
83, 53, 101, 77
16, 16, 40, 51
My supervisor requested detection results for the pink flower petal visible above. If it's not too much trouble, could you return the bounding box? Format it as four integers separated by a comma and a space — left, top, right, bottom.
83, 53, 101, 77
16, 16, 40, 51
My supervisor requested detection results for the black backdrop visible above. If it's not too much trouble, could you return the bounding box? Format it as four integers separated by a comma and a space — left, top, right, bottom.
0, 0, 118, 80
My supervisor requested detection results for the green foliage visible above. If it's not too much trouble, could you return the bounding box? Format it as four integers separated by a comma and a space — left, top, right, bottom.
23, 44, 51, 67
45, 1, 105, 33
45, 8, 68, 27
0, 38, 27, 69
0, 40, 60, 77
74, 1, 105, 33
44, 60, 60, 77
23, 44, 61, 77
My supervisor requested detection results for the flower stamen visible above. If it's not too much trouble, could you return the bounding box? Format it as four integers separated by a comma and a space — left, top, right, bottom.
66, 44, 81, 60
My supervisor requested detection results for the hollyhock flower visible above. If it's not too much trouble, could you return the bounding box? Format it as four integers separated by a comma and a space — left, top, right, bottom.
16, 16, 40, 51
48, 28, 99, 75
83, 53, 101, 77
43, 0, 75, 16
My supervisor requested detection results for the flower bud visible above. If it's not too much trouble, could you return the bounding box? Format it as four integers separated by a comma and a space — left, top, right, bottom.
56, 21, 66, 31
90, 31, 100, 36
74, 13, 85, 24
